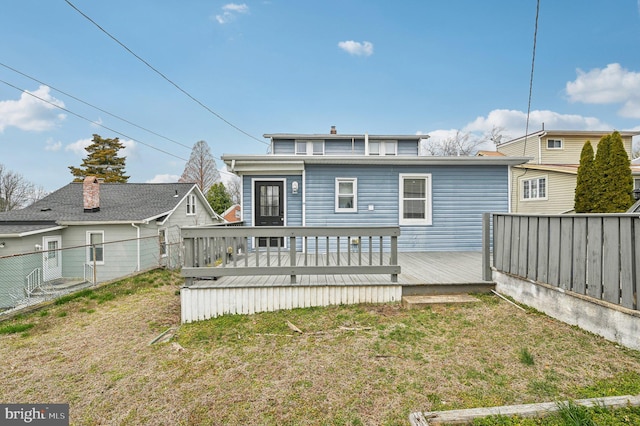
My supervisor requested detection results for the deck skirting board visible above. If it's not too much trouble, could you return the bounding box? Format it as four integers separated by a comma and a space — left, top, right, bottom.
180, 285, 402, 323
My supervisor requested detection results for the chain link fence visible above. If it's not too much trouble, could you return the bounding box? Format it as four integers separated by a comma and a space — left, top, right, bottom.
0, 236, 184, 315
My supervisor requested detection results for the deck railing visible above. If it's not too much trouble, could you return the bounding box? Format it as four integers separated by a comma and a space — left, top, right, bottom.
492, 213, 640, 311
181, 226, 401, 285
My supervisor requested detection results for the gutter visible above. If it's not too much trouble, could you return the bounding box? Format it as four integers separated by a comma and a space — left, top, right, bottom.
131, 223, 141, 271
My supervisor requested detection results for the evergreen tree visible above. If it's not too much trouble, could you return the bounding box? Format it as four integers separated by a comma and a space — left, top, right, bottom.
206, 182, 232, 215
574, 141, 596, 213
593, 131, 633, 212
68, 134, 129, 182
179, 140, 220, 191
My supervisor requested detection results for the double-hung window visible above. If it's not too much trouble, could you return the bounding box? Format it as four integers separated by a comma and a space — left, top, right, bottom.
547, 139, 563, 149
399, 174, 432, 225
522, 177, 547, 200
335, 178, 357, 212
87, 231, 104, 264
368, 140, 397, 156
295, 140, 325, 155
186, 194, 196, 215
159, 228, 167, 257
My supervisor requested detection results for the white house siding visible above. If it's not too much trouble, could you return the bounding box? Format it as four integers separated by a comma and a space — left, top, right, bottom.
498, 138, 540, 163
540, 135, 633, 164
511, 168, 577, 214
303, 164, 509, 252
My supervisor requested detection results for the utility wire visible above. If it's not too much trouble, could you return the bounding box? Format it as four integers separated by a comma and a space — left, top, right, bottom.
0, 78, 188, 161
65, 0, 269, 146
523, 0, 540, 155
0, 62, 192, 150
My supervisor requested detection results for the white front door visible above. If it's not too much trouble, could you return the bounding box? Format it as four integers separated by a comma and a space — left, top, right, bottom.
43, 236, 62, 281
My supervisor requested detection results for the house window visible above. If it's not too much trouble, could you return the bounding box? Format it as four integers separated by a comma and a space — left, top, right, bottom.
186, 194, 196, 215
368, 140, 397, 156
634, 178, 640, 190
295, 141, 325, 155
547, 139, 563, 149
399, 174, 432, 225
336, 178, 357, 212
522, 177, 547, 200
159, 228, 167, 257
86, 231, 104, 264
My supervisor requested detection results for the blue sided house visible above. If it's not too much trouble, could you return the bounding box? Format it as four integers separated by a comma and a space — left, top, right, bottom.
222, 128, 529, 252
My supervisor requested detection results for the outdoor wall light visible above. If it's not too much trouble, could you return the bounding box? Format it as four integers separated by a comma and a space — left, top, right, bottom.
292, 181, 299, 194
35, 244, 42, 251
0, 242, 5, 248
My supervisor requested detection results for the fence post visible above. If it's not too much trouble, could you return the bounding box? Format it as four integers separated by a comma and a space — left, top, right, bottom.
390, 234, 398, 283
482, 212, 492, 281
92, 244, 97, 285
289, 235, 297, 284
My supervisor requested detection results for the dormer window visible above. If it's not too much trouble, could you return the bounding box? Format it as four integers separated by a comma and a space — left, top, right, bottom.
368, 140, 397, 156
295, 140, 325, 155
547, 139, 563, 149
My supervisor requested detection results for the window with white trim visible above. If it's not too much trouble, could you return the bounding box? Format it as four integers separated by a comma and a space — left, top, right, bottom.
547, 139, 563, 149
186, 194, 196, 215
522, 177, 547, 200
634, 178, 640, 190
295, 140, 325, 155
368, 140, 397, 156
335, 178, 357, 212
159, 228, 167, 257
86, 231, 104, 264
399, 174, 432, 225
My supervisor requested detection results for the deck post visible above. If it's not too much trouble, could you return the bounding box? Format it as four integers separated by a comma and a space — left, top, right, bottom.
289, 235, 297, 284
482, 212, 491, 281
390, 234, 398, 283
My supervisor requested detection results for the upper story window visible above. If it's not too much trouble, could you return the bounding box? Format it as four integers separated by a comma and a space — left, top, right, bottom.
295, 140, 325, 155
399, 174, 432, 225
547, 139, 563, 149
368, 140, 397, 156
186, 194, 196, 215
335, 178, 357, 212
522, 177, 547, 200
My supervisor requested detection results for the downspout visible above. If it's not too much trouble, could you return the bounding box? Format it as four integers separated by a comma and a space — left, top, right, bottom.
131, 223, 141, 271
302, 169, 306, 227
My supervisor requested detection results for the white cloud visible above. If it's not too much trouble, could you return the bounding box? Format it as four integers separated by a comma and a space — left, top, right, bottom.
44, 138, 62, 151
0, 85, 66, 132
214, 3, 249, 24
338, 40, 374, 57
566, 63, 640, 118
146, 174, 180, 183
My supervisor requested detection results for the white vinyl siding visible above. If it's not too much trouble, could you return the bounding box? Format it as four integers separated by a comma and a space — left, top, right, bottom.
335, 178, 357, 212
399, 174, 432, 225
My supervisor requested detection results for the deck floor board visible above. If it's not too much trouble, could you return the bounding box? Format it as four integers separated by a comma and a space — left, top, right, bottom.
190, 251, 489, 288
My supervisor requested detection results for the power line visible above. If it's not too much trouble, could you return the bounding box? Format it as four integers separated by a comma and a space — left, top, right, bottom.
0, 77, 239, 177
64, 0, 269, 147
523, 0, 540, 155
0, 78, 188, 161
0, 62, 192, 150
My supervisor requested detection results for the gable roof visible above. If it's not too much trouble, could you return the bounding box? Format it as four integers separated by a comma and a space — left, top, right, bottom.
0, 182, 219, 229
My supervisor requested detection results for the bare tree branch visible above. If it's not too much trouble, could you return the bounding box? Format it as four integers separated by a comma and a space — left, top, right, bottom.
0, 164, 43, 211
179, 140, 220, 191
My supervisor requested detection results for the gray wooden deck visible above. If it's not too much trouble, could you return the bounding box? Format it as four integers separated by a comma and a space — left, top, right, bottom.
190, 251, 490, 289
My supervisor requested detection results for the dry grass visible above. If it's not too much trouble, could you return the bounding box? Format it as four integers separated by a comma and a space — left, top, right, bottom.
1, 269, 639, 425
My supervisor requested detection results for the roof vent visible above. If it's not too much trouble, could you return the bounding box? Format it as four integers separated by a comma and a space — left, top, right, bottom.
330, 125, 337, 134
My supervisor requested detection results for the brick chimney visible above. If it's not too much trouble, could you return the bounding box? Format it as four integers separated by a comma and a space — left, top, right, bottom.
330, 125, 337, 134
83, 176, 100, 213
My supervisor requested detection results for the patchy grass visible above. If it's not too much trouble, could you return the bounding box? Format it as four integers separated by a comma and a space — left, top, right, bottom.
0, 269, 639, 425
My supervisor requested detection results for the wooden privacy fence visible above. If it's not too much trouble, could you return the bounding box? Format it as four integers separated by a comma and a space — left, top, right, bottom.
181, 226, 401, 285
492, 213, 639, 311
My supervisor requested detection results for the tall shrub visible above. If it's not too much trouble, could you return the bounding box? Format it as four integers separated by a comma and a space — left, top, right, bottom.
593, 131, 633, 212
574, 141, 596, 213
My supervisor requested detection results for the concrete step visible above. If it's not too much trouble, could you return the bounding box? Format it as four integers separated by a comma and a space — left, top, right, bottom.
402, 294, 481, 309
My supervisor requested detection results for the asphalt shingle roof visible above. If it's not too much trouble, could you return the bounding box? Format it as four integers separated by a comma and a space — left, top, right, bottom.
0, 182, 198, 224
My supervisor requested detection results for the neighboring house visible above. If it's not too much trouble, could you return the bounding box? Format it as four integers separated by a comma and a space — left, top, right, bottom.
0, 177, 222, 307
222, 204, 242, 223
221, 128, 528, 252
496, 130, 640, 214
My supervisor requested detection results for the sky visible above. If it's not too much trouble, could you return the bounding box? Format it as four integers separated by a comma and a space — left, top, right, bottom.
1, 1, 640, 193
